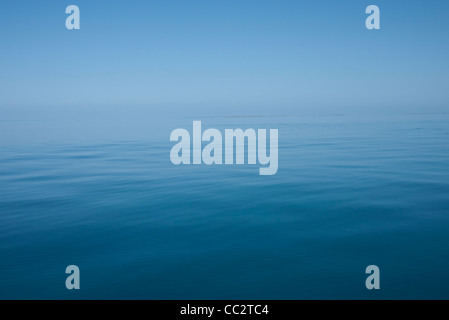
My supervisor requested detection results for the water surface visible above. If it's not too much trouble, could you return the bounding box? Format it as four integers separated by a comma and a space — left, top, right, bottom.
1, 113, 448, 299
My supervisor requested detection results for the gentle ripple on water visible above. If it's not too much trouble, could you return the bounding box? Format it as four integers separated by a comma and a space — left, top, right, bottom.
0, 114, 449, 299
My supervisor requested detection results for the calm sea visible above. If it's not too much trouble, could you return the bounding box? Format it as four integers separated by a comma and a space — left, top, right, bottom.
1, 113, 448, 299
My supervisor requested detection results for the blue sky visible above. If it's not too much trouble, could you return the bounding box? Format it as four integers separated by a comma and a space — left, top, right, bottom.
0, 0, 448, 116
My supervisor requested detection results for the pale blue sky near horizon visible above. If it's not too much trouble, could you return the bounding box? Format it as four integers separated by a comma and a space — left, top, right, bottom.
0, 0, 448, 117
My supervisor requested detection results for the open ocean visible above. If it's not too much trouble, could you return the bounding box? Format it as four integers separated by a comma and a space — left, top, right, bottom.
1, 113, 449, 299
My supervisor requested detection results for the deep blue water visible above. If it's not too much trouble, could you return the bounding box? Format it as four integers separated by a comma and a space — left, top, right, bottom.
1, 113, 449, 299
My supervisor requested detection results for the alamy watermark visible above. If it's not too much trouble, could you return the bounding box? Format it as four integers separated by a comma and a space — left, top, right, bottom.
365, 265, 380, 290
170, 121, 278, 175
65, 265, 80, 290
65, 5, 380, 30
65, 5, 80, 30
